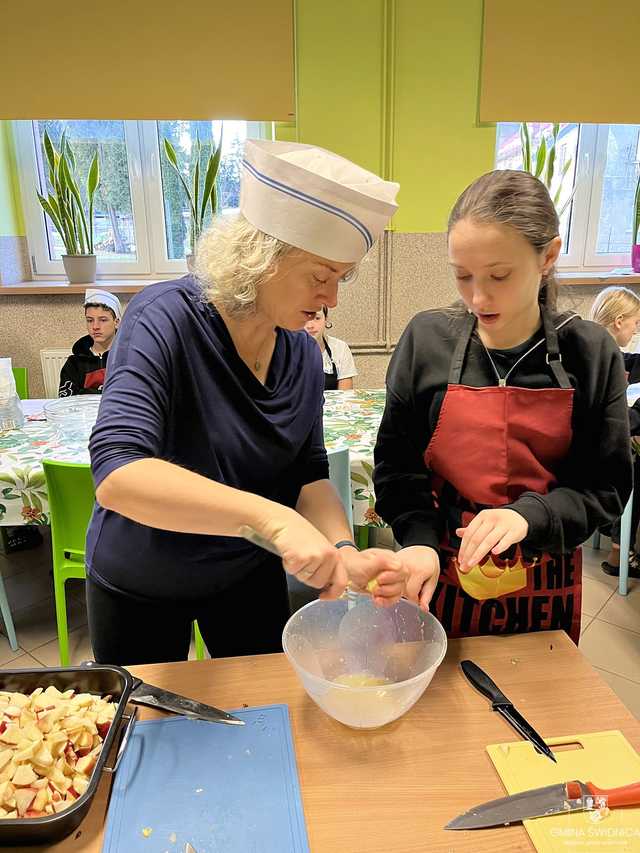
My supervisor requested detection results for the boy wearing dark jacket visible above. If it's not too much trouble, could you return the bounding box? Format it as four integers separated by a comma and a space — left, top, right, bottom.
58, 289, 122, 397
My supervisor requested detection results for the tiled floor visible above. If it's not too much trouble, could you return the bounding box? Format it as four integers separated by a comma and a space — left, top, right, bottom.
0, 531, 638, 717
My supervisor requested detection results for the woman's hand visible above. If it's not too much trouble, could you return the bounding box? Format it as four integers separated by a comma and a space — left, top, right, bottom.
258, 511, 348, 599
339, 547, 407, 607
456, 508, 528, 572
394, 546, 441, 612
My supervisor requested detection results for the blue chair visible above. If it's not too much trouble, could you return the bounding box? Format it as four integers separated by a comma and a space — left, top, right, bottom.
617, 494, 633, 596
0, 565, 18, 652
591, 493, 633, 597
287, 448, 353, 612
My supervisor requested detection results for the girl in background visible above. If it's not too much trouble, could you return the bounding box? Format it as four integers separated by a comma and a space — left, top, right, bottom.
304, 306, 357, 390
590, 286, 640, 578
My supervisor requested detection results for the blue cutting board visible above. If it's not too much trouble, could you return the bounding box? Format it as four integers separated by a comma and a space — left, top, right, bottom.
102, 704, 309, 853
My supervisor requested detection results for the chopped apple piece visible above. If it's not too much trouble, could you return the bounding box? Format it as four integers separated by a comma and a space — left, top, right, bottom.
75, 747, 99, 777
32, 787, 48, 812
14, 741, 39, 762
72, 775, 89, 796
0, 761, 16, 784
3, 706, 22, 719
22, 723, 42, 743
8, 694, 30, 709
0, 727, 21, 746
12, 765, 37, 787
96, 721, 111, 739
0, 750, 12, 773
33, 744, 54, 767
0, 781, 14, 806
14, 788, 36, 817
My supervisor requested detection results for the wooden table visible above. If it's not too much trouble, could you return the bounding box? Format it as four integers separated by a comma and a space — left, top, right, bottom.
21, 631, 640, 853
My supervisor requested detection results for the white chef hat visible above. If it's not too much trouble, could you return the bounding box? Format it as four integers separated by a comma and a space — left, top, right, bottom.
240, 140, 399, 263
84, 289, 122, 320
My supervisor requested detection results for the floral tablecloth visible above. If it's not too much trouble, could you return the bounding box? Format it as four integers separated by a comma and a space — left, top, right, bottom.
0, 391, 388, 528
323, 389, 386, 528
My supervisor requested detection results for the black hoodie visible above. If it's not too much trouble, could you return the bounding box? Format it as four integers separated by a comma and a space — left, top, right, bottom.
58, 335, 111, 397
374, 309, 633, 556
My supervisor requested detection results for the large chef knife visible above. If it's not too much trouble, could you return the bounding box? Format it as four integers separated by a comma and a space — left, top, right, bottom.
460, 660, 556, 762
446, 778, 640, 829
130, 680, 244, 726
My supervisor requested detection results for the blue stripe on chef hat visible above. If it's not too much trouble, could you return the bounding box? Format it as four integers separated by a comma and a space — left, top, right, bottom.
242, 158, 374, 252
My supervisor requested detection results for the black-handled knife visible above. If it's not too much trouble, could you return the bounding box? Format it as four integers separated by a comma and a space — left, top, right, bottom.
460, 660, 556, 763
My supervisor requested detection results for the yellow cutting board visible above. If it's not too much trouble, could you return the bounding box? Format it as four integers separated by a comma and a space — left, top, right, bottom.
487, 731, 640, 852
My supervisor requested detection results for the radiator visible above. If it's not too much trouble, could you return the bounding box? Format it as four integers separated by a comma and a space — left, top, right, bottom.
40, 349, 70, 398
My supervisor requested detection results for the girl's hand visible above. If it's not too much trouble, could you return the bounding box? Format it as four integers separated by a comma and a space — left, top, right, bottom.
394, 546, 441, 612
456, 508, 528, 572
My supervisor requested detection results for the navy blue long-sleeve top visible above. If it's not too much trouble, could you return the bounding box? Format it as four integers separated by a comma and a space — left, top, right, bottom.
86, 275, 328, 600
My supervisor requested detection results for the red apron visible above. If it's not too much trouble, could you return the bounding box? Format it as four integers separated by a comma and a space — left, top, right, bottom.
424, 308, 582, 644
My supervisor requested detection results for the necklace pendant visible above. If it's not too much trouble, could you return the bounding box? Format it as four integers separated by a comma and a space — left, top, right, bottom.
254, 360, 261, 371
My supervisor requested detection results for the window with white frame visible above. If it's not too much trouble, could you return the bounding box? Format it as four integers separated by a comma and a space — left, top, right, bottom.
495, 123, 640, 271
14, 119, 270, 277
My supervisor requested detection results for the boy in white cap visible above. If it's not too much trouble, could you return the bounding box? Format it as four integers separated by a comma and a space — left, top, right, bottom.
86, 140, 403, 665
58, 289, 122, 397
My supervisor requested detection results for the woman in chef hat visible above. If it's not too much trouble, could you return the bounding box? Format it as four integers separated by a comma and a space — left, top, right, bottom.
87, 139, 404, 664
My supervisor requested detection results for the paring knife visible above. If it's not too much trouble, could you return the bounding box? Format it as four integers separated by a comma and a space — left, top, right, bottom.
460, 660, 556, 763
446, 778, 640, 829
130, 680, 244, 726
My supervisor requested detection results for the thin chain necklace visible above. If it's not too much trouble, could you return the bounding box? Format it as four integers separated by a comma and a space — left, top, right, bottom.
252, 331, 276, 372
479, 315, 575, 387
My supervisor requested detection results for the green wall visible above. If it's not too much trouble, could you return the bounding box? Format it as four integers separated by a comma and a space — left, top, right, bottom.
290, 0, 496, 232
0, 121, 24, 236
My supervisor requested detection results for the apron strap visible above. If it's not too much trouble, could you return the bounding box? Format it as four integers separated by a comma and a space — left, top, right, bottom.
449, 311, 477, 385
541, 306, 573, 389
323, 337, 339, 379
449, 306, 574, 389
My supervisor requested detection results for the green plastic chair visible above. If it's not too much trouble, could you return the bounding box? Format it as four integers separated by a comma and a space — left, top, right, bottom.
11, 367, 28, 400
42, 460, 205, 665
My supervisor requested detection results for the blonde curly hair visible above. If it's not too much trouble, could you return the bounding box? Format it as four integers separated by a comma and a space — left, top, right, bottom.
194, 213, 295, 317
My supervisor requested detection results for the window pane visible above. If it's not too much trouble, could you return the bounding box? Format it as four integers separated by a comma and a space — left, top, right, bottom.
495, 123, 580, 252
156, 120, 248, 260
595, 124, 640, 254
34, 120, 137, 262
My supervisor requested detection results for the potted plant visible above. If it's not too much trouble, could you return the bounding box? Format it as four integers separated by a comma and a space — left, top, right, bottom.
36, 130, 100, 284
632, 172, 640, 273
519, 122, 575, 217
162, 128, 223, 270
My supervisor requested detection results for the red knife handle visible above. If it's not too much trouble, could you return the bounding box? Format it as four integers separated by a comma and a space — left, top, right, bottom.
586, 780, 640, 808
